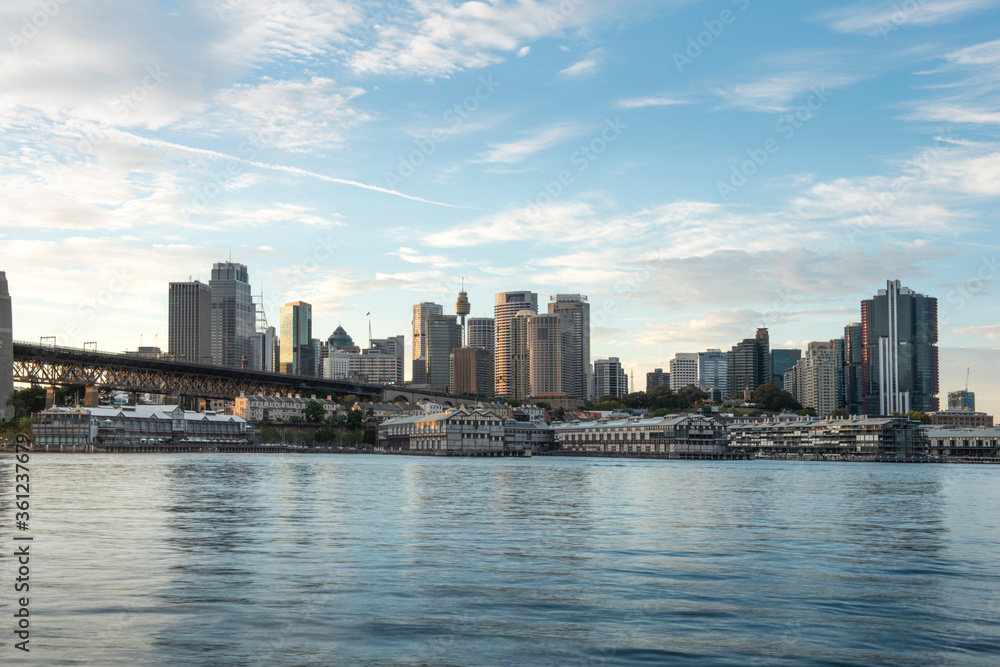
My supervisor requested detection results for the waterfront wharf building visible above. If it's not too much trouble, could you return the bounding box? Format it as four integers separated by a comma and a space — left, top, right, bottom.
727, 416, 926, 459
504, 421, 555, 453
210, 261, 255, 369
378, 406, 507, 453
31, 405, 255, 451
494, 291, 538, 398
550, 414, 728, 457
861, 280, 939, 415
168, 279, 213, 364
923, 426, 1000, 459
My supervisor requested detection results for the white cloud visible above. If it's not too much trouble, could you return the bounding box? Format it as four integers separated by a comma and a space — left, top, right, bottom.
615, 96, 691, 109
476, 124, 584, 164
816, 0, 995, 35
559, 50, 603, 77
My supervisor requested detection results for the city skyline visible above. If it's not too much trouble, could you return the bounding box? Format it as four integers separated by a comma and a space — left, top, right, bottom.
1, 1, 998, 416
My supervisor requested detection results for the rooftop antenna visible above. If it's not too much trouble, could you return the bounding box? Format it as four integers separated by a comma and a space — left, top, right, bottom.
966, 367, 970, 392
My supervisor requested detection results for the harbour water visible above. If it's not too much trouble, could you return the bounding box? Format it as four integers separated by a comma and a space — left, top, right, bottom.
2, 454, 999, 665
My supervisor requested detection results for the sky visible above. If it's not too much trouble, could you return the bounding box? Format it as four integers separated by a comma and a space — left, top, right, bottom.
1, 0, 998, 415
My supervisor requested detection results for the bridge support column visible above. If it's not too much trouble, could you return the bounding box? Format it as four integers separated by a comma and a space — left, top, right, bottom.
45, 385, 58, 409
84, 386, 99, 408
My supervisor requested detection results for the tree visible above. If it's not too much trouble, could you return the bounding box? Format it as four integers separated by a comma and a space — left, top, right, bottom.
304, 400, 326, 423
6, 386, 47, 419
261, 427, 281, 443
752, 383, 802, 413
534, 401, 552, 410
907, 410, 931, 424
342, 394, 359, 408
347, 409, 365, 430
677, 384, 709, 406
553, 406, 566, 421
796, 407, 818, 417
830, 409, 850, 419
504, 398, 522, 407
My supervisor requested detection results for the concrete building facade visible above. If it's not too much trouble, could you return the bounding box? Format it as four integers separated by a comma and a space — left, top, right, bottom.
209, 262, 254, 369
728, 328, 771, 397
494, 291, 538, 398
593, 357, 627, 399
548, 294, 591, 399
646, 369, 670, 392
529, 313, 572, 397
467, 317, 495, 355
670, 353, 699, 391
451, 347, 494, 397
168, 280, 213, 365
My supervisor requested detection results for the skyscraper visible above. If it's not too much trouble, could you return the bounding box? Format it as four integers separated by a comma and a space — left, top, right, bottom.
209, 262, 254, 368
425, 314, 460, 389
698, 350, 728, 400
796, 340, 845, 417
279, 301, 313, 376
861, 280, 939, 415
328, 325, 354, 352
728, 328, 771, 397
593, 358, 627, 399
510, 310, 535, 400
494, 291, 538, 398
843, 323, 863, 415
412, 302, 443, 385
451, 348, 493, 396
529, 313, 573, 397
669, 353, 699, 391
948, 390, 975, 411
251, 326, 276, 372
548, 294, 591, 399
771, 349, 801, 390
168, 280, 213, 364
467, 317, 495, 355
456, 283, 471, 347
0, 271, 13, 421
646, 369, 670, 392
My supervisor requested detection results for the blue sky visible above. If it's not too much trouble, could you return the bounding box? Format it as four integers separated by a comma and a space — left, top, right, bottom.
1, 0, 998, 414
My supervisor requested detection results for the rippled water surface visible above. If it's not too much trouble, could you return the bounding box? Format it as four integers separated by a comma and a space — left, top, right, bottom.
2, 454, 999, 665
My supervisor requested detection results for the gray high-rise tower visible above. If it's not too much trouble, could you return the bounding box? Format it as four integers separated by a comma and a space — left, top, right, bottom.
0, 271, 13, 421
494, 291, 538, 398
168, 280, 213, 364
548, 294, 590, 399
209, 262, 254, 368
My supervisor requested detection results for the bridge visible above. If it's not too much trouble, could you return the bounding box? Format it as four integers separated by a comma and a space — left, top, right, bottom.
11, 340, 384, 405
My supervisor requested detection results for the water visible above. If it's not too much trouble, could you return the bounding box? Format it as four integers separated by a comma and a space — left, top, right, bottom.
2, 454, 999, 666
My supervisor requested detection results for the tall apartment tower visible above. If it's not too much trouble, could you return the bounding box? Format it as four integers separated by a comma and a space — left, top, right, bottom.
669, 353, 699, 391
451, 348, 494, 397
547, 294, 591, 399
279, 301, 313, 375
426, 315, 460, 389
494, 291, 538, 398
209, 262, 254, 368
861, 280, 939, 415
168, 280, 213, 364
798, 340, 845, 417
412, 302, 443, 384
528, 313, 573, 397
646, 368, 670, 392
593, 358, 627, 399
510, 310, 535, 400
0, 272, 13, 421
467, 317, 495, 355
843, 323, 863, 415
728, 328, 771, 397
698, 350, 728, 400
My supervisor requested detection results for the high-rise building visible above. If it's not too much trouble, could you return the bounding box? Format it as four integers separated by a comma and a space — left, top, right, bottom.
412, 302, 443, 384
370, 335, 405, 384
451, 348, 494, 396
168, 280, 213, 364
250, 326, 277, 372
0, 271, 13, 421
843, 324, 863, 415
670, 353, 699, 391
795, 340, 845, 417
510, 310, 535, 400
728, 328, 771, 398
209, 262, 254, 368
862, 280, 939, 415
771, 349, 801, 391
948, 390, 975, 411
698, 350, 728, 400
468, 317, 495, 355
328, 325, 354, 352
426, 314, 460, 389
456, 283, 471, 347
548, 294, 591, 399
593, 357, 627, 399
279, 301, 313, 376
494, 291, 538, 398
646, 369, 670, 392
529, 313, 573, 397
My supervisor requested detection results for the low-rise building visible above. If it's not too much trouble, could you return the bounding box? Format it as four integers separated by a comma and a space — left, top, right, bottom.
378, 406, 506, 452
928, 410, 994, 428
923, 426, 1000, 458
31, 405, 255, 451
504, 421, 555, 453
550, 414, 728, 457
233, 394, 343, 422
727, 416, 926, 458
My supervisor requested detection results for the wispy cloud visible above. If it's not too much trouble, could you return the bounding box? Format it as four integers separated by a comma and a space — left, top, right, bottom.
615, 96, 692, 109
559, 50, 603, 78
816, 0, 995, 35
476, 124, 583, 164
